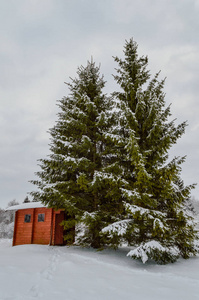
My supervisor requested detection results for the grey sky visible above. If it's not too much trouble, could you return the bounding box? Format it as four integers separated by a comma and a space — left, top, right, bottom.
0, 0, 199, 208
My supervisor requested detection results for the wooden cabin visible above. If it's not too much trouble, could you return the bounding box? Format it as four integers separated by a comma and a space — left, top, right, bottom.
7, 202, 71, 246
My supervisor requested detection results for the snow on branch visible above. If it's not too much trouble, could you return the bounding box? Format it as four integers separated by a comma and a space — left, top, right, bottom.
101, 219, 132, 236
104, 132, 124, 143
125, 203, 166, 218
127, 241, 180, 264
91, 171, 128, 186
82, 211, 97, 221
56, 155, 90, 166
121, 188, 140, 199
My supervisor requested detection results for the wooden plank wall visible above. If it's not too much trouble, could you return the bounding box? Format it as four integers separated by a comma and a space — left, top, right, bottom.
32, 208, 52, 245
14, 208, 34, 246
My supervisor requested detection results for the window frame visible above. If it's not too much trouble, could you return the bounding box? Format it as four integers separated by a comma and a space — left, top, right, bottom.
24, 214, 31, 223
38, 213, 45, 222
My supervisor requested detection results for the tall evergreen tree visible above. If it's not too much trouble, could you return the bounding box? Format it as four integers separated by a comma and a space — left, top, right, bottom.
31, 61, 122, 247
101, 39, 198, 263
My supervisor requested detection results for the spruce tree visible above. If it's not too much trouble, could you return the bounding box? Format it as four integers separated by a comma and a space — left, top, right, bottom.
31, 60, 121, 247
23, 196, 30, 203
101, 39, 198, 264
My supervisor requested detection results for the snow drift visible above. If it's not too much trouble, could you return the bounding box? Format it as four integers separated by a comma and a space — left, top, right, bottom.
0, 239, 198, 300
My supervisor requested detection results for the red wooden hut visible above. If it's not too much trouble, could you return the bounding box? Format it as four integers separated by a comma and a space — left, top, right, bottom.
7, 202, 71, 246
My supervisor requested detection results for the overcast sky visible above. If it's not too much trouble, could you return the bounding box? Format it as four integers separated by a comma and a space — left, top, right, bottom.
0, 0, 199, 208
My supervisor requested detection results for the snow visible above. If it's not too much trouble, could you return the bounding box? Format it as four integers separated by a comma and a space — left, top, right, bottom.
6, 202, 46, 211
102, 219, 131, 235
121, 188, 136, 198
91, 171, 128, 186
0, 239, 198, 300
125, 203, 166, 217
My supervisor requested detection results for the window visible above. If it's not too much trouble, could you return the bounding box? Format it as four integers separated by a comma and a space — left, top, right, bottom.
38, 213, 45, 222
24, 214, 31, 223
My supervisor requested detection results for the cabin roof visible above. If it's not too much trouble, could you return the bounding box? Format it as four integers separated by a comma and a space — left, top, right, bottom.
6, 201, 47, 211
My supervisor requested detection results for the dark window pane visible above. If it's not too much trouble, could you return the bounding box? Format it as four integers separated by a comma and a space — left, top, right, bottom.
38, 213, 45, 222
24, 214, 31, 223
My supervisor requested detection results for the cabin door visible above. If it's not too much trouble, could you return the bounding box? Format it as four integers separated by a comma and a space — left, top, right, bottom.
54, 212, 64, 245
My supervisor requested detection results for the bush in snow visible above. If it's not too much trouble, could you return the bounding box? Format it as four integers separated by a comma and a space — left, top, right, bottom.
0, 221, 14, 239
0, 200, 18, 239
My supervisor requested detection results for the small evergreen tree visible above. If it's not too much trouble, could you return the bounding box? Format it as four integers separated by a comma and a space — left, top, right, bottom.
31, 61, 121, 247
101, 39, 198, 264
23, 196, 30, 203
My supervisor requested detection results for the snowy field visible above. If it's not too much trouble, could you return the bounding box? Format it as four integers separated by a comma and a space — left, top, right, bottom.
0, 239, 199, 300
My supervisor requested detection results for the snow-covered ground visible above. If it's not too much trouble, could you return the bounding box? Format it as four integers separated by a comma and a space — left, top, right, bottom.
0, 239, 198, 300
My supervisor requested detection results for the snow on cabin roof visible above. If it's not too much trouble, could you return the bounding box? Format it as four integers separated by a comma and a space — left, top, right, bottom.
6, 201, 47, 211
